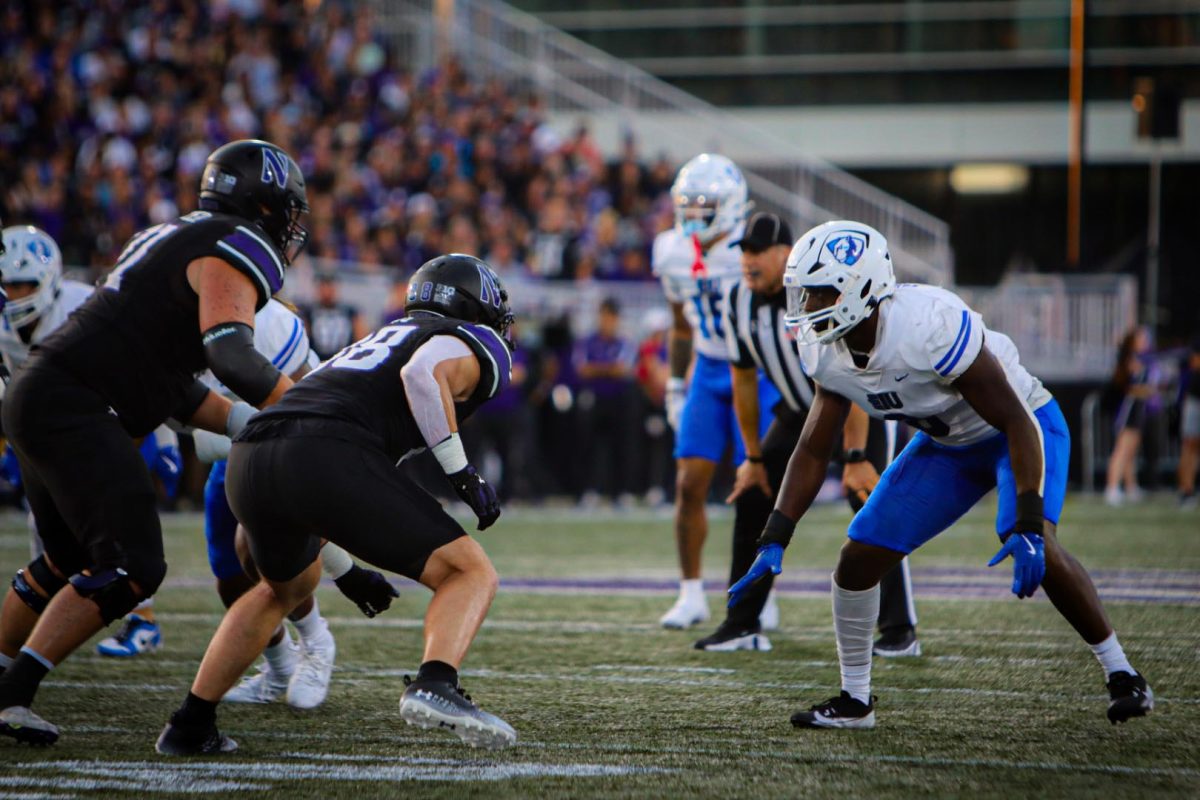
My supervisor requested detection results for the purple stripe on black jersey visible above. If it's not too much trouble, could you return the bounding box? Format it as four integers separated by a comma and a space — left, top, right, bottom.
463, 324, 513, 397
223, 230, 284, 294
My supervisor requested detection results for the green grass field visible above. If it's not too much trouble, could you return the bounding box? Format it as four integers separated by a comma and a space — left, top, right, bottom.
1, 498, 1198, 798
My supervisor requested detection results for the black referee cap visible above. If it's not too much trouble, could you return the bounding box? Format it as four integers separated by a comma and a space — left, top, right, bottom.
733, 212, 794, 253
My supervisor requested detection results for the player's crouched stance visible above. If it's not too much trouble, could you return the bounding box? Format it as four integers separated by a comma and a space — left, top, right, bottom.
157, 255, 517, 755
730, 221, 1153, 730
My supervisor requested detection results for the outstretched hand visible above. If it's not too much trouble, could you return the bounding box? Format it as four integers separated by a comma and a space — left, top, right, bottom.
987, 532, 1045, 599
727, 544, 784, 607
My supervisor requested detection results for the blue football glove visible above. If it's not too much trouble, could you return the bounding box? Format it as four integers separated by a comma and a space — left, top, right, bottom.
141, 437, 182, 498
0, 445, 22, 490
987, 532, 1045, 599
727, 543, 784, 608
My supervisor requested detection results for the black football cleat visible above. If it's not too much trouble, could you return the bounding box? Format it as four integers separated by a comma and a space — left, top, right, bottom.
0, 706, 59, 745
873, 626, 922, 658
400, 675, 516, 749
791, 691, 876, 729
1106, 671, 1154, 724
693, 620, 772, 652
155, 712, 237, 756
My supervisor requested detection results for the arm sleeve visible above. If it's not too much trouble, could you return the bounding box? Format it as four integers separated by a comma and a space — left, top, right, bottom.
926, 303, 985, 383
202, 322, 284, 406
209, 222, 286, 309
401, 335, 475, 448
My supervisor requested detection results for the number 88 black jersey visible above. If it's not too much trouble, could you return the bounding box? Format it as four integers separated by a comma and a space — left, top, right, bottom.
32, 210, 285, 436
245, 313, 513, 462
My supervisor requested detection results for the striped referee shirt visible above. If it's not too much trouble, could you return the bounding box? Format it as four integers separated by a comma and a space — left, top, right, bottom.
723, 281, 814, 413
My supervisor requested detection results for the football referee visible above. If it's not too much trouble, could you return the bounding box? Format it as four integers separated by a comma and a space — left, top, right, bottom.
694, 212, 920, 655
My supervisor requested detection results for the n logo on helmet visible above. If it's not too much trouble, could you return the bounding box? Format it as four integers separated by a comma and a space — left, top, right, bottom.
476, 264, 502, 309
261, 148, 289, 189
826, 232, 866, 266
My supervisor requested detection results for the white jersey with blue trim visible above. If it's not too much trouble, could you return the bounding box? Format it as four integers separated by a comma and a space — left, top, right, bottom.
0, 280, 94, 373
652, 225, 744, 361
799, 284, 1052, 446
199, 299, 314, 396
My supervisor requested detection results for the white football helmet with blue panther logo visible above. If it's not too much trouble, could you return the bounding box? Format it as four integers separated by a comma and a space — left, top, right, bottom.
0, 225, 62, 329
670, 154, 749, 245
784, 220, 895, 344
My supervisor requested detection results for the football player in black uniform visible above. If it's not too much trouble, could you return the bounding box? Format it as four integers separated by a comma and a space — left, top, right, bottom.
0, 139, 309, 746
157, 254, 518, 755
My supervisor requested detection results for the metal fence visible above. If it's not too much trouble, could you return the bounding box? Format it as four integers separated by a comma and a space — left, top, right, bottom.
375, 0, 954, 285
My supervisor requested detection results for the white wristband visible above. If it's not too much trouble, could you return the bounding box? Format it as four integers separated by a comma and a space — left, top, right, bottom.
225, 401, 256, 437
667, 377, 686, 394
321, 542, 354, 580
432, 432, 469, 474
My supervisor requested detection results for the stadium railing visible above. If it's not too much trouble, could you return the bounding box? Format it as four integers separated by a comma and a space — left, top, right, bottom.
376, 0, 954, 286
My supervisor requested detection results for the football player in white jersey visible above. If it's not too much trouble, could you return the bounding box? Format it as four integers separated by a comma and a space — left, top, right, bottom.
730, 221, 1153, 729
0, 225, 181, 659
192, 298, 397, 708
653, 154, 782, 629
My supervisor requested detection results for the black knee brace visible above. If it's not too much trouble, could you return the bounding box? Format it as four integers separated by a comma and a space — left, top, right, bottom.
69, 568, 139, 625
12, 555, 68, 613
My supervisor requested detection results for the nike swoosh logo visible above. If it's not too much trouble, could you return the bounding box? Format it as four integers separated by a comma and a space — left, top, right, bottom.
894, 374, 908, 382
1022, 536, 1036, 555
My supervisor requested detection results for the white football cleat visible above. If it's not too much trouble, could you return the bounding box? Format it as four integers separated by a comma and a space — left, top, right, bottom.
759, 589, 780, 631
287, 629, 336, 709
659, 592, 710, 629
224, 663, 291, 704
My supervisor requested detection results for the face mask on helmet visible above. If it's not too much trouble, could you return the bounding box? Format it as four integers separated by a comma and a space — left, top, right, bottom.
674, 194, 718, 238
0, 225, 62, 329
783, 221, 895, 345
671, 154, 748, 245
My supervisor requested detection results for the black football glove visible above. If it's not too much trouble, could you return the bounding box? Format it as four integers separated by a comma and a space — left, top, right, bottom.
446, 465, 501, 530
333, 564, 399, 618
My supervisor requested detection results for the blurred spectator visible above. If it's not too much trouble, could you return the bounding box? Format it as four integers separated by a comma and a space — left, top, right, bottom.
573, 298, 639, 506
1178, 330, 1200, 508
635, 308, 675, 506
300, 274, 368, 360
1105, 327, 1157, 506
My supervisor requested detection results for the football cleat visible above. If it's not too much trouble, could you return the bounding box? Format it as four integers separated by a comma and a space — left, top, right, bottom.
96, 614, 162, 657
693, 620, 772, 652
0, 706, 59, 745
873, 626, 921, 658
1106, 671, 1154, 724
224, 663, 291, 704
155, 712, 237, 756
759, 589, 780, 631
400, 676, 516, 749
287, 630, 336, 710
791, 691, 876, 729
659, 593, 710, 629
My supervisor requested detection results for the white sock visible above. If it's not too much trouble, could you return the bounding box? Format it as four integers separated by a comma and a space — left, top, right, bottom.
0, 651, 13, 670
291, 599, 328, 645
681, 578, 704, 604
1090, 632, 1135, 679
264, 626, 298, 676
833, 576, 879, 705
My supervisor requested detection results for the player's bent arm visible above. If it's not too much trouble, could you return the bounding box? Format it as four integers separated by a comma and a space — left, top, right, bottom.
952, 346, 1044, 504
764, 384, 851, 547
667, 301, 693, 382
188, 256, 292, 409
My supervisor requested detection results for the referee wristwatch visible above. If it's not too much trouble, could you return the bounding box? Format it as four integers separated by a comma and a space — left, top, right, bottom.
843, 448, 867, 464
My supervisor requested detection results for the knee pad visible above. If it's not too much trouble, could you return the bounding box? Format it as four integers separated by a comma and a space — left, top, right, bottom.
69, 568, 140, 625
12, 555, 67, 613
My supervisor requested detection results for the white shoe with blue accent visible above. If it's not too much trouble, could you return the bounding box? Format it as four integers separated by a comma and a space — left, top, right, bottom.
95, 614, 162, 657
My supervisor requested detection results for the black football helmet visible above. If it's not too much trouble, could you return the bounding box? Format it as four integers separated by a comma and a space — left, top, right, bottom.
198, 139, 309, 263
406, 254, 515, 346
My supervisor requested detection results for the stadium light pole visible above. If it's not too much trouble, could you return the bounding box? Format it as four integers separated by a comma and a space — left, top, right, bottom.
1066, 0, 1086, 270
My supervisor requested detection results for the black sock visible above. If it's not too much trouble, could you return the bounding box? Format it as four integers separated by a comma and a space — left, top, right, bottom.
416, 660, 459, 686
174, 691, 218, 727
0, 651, 51, 709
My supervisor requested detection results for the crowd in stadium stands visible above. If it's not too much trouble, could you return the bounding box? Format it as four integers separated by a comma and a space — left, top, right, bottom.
0, 0, 675, 282
0, 0, 682, 506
